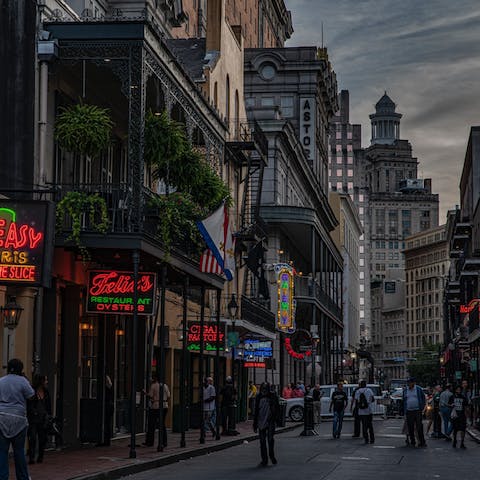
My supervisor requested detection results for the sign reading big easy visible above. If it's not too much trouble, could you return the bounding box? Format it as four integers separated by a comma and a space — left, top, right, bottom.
86, 270, 156, 315
0, 201, 55, 286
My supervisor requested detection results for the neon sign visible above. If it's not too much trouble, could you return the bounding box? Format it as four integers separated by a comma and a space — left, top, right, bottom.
276, 264, 295, 332
187, 322, 225, 352
0, 201, 54, 286
86, 271, 156, 315
244, 362, 266, 369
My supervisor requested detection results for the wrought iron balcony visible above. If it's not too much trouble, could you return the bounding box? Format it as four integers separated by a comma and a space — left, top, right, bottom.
294, 276, 342, 322
54, 183, 203, 259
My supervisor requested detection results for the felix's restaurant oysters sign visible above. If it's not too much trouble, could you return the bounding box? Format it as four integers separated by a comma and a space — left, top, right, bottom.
86, 271, 156, 315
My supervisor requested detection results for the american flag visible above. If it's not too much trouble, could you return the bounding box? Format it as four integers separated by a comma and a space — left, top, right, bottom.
199, 249, 222, 275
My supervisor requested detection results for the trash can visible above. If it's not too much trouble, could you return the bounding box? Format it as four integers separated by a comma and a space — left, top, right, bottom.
277, 399, 287, 427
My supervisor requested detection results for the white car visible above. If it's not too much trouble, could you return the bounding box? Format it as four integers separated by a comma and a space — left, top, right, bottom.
284, 384, 385, 421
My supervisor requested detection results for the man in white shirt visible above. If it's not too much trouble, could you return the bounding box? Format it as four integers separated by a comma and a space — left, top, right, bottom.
354, 380, 375, 444
203, 377, 217, 438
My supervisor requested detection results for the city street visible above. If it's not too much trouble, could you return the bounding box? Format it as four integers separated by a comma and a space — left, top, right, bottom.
127, 419, 478, 480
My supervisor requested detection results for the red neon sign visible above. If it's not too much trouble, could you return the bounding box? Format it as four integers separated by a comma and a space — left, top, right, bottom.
0, 205, 47, 284
460, 299, 480, 314
89, 271, 154, 296
86, 271, 156, 316
244, 362, 266, 368
187, 322, 225, 351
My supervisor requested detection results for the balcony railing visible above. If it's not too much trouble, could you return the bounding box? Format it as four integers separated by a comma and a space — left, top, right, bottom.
295, 276, 342, 320
54, 183, 202, 258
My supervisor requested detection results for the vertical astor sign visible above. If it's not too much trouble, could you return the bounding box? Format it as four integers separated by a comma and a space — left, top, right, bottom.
277, 265, 294, 331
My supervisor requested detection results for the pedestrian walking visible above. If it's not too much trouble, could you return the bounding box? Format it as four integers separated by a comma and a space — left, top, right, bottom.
329, 382, 348, 438
27, 374, 52, 464
248, 381, 257, 419
431, 385, 443, 438
449, 385, 468, 449
144, 375, 170, 447
203, 377, 217, 438
461, 380, 473, 426
439, 384, 453, 440
0, 358, 35, 480
253, 382, 280, 467
143, 374, 160, 447
350, 382, 361, 438
103, 375, 114, 446
220, 376, 237, 435
353, 380, 375, 444
311, 384, 322, 426
402, 377, 426, 448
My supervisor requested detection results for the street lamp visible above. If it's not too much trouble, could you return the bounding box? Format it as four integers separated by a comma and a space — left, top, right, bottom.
350, 352, 357, 384
227, 294, 239, 382
1, 297, 24, 330
227, 294, 239, 435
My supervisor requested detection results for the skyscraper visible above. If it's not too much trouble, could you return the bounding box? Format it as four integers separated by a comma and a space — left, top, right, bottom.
363, 93, 439, 381
329, 91, 370, 341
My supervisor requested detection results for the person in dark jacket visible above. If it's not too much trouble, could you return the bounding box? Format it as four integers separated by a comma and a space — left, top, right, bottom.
220, 376, 237, 435
253, 382, 280, 467
449, 385, 468, 449
27, 374, 52, 464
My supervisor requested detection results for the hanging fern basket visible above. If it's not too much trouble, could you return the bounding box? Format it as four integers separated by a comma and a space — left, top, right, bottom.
55, 102, 114, 157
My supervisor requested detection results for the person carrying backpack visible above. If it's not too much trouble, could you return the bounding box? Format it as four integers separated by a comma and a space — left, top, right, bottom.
353, 380, 375, 444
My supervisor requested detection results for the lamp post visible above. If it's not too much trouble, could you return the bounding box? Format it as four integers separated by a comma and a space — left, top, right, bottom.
350, 352, 357, 384
227, 294, 238, 435
227, 294, 239, 386
1, 297, 24, 363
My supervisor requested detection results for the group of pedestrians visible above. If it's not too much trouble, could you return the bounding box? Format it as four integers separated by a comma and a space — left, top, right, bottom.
0, 358, 56, 480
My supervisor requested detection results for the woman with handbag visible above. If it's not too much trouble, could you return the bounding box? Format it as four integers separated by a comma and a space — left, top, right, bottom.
27, 374, 52, 464
448, 385, 468, 449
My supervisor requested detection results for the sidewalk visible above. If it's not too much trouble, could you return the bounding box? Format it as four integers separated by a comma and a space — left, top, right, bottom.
15, 421, 301, 480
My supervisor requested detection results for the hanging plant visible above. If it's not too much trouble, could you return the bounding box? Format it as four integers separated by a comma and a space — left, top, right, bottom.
147, 192, 205, 258
55, 102, 114, 157
145, 110, 231, 212
56, 191, 110, 259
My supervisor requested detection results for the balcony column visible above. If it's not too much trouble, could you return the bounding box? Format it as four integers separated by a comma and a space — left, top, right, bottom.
311, 226, 317, 386
127, 44, 147, 233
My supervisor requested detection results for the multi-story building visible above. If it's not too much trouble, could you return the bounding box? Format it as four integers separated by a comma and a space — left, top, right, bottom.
329, 192, 362, 361
0, 0, 276, 448
244, 46, 343, 386
172, 0, 293, 48
444, 127, 480, 393
404, 225, 450, 354
328, 90, 369, 342
371, 269, 406, 384
361, 93, 439, 378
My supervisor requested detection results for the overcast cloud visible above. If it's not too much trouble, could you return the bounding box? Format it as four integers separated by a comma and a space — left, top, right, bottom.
285, 0, 480, 219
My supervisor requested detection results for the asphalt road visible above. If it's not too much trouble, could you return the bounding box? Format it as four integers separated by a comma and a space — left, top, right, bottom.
124, 419, 478, 480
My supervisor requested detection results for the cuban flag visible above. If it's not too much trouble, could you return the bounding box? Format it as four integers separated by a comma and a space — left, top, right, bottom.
197, 203, 235, 281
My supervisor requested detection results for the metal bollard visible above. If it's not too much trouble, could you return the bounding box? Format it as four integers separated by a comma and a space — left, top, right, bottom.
301, 396, 317, 436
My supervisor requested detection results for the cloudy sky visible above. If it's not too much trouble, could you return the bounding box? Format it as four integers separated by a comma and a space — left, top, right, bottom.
285, 0, 480, 219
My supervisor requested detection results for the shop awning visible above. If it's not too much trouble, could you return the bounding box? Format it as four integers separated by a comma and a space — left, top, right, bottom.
222, 318, 277, 340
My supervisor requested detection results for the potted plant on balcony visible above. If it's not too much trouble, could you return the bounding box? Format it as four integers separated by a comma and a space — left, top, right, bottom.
55, 101, 114, 157
56, 191, 109, 259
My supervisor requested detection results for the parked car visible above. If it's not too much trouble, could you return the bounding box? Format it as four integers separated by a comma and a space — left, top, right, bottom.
284, 384, 386, 421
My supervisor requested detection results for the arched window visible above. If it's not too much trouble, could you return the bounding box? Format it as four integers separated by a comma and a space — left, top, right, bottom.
225, 75, 230, 125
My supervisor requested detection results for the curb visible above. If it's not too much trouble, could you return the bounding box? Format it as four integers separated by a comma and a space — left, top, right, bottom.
467, 427, 480, 443
69, 424, 301, 480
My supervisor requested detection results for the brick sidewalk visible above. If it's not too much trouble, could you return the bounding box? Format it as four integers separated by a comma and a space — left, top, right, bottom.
12, 421, 300, 480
